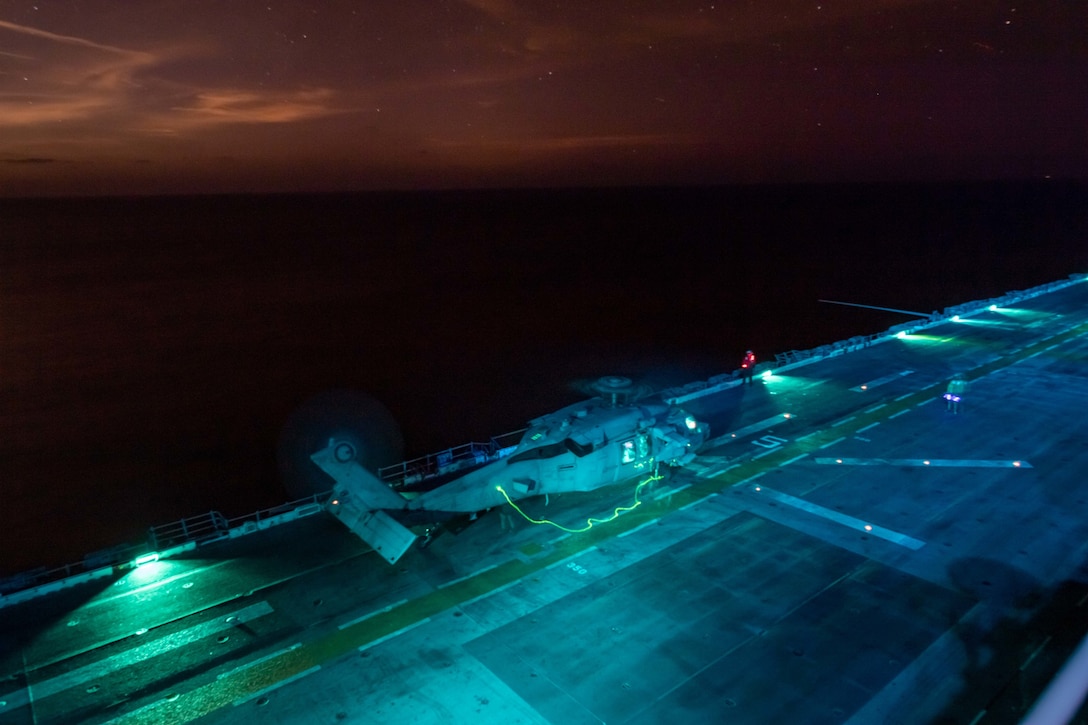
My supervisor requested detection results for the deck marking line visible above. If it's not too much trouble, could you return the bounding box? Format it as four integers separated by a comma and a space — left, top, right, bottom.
831, 416, 856, 428
2, 601, 274, 706
461, 580, 520, 608
753, 447, 780, 460
697, 462, 734, 478
857, 422, 881, 433
651, 482, 692, 499
894, 392, 915, 402
1020, 635, 1052, 671
814, 458, 1032, 468
618, 518, 661, 538
818, 436, 846, 449
888, 409, 911, 419
338, 598, 409, 630
357, 619, 431, 652
218, 644, 302, 680
89, 559, 236, 609
438, 563, 500, 589
863, 404, 888, 413
232, 665, 321, 707
545, 546, 598, 571
851, 370, 915, 392
704, 413, 796, 447
750, 485, 925, 550
679, 494, 714, 512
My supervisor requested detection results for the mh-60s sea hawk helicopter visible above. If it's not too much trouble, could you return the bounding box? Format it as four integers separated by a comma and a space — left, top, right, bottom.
308, 377, 708, 564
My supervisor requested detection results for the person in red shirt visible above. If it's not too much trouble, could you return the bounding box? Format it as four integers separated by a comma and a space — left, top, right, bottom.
740, 350, 756, 385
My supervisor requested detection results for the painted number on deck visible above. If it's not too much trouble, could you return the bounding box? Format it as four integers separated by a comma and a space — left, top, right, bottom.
752, 435, 788, 449
567, 562, 588, 575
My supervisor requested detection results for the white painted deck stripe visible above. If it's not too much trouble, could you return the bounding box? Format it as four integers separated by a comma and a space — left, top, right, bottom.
338, 598, 409, 630
438, 563, 501, 589
653, 483, 691, 498
851, 370, 915, 392
1, 601, 274, 710
814, 458, 1032, 468
218, 643, 301, 680
703, 413, 796, 447
461, 579, 520, 608
357, 618, 432, 652
618, 519, 661, 538
232, 666, 321, 706
750, 485, 925, 550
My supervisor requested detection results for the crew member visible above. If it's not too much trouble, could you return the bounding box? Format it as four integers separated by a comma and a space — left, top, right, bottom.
945, 374, 967, 414
740, 350, 756, 385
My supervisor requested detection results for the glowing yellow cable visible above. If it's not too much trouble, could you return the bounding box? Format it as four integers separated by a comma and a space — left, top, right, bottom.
495, 471, 663, 533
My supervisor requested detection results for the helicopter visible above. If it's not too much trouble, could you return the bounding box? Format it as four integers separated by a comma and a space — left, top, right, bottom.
310, 377, 709, 564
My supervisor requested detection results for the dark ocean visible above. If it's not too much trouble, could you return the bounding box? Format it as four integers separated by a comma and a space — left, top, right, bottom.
2, 182, 1086, 576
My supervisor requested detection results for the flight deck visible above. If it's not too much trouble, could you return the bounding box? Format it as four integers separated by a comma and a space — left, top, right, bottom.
3, 275, 1088, 724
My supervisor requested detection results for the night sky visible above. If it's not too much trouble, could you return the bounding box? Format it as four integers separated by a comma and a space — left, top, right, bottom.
1, 1, 1085, 197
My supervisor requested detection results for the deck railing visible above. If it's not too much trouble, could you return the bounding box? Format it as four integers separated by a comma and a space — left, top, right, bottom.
0, 492, 328, 602
4, 273, 1085, 604
378, 429, 526, 488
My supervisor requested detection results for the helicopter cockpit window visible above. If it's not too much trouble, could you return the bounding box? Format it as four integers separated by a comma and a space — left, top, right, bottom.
563, 438, 594, 457
507, 442, 567, 464
620, 434, 650, 464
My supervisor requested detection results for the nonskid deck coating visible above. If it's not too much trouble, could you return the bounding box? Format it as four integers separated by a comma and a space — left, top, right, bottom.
464, 512, 973, 724
3, 277, 1088, 724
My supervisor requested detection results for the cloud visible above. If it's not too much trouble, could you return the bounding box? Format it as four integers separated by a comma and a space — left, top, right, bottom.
0, 19, 161, 130
0, 18, 144, 56
0, 49, 36, 61
170, 88, 343, 126
0, 18, 347, 150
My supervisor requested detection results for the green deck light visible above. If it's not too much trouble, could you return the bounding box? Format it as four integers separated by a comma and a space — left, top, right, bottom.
134, 552, 160, 567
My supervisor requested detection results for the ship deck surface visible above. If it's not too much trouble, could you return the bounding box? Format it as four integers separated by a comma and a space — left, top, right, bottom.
4, 280, 1088, 724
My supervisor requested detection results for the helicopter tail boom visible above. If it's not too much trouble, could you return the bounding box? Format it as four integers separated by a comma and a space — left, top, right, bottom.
312, 440, 418, 564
